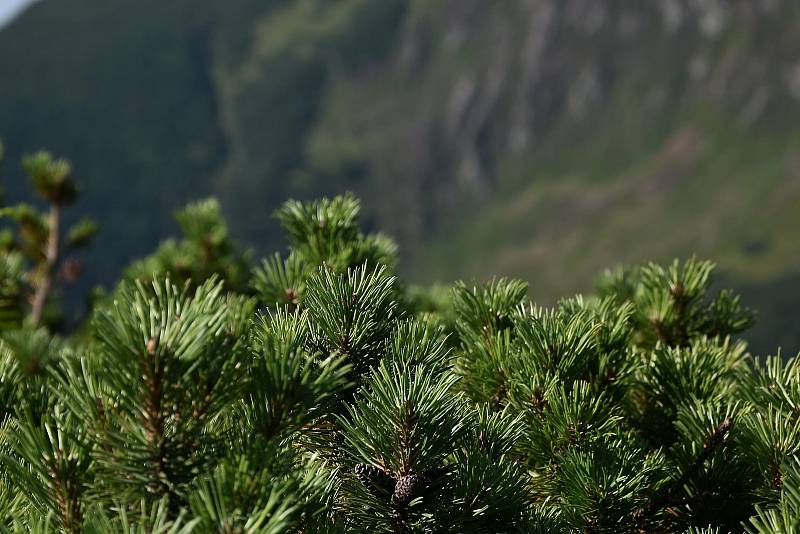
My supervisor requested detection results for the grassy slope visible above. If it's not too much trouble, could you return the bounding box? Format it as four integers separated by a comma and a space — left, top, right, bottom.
411, 109, 800, 354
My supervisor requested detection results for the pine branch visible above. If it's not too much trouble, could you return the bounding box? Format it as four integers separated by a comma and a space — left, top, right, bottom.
30, 203, 59, 326
633, 417, 733, 521
0, 187, 787, 532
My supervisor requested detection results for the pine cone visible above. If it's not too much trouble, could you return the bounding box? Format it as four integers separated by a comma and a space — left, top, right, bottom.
393, 473, 425, 504
60, 258, 83, 284
355, 463, 395, 498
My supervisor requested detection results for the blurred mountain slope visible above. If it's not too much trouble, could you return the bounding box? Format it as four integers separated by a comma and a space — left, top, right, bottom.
0, 0, 798, 352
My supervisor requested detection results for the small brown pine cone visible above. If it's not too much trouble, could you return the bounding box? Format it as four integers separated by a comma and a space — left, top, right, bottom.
393, 473, 425, 504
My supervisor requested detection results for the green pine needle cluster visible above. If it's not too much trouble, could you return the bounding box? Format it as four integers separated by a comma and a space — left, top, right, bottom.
1, 154, 799, 532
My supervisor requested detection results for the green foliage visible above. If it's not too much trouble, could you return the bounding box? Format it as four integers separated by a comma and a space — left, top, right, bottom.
0, 325, 63, 421
124, 198, 250, 292
305, 264, 398, 378
0, 192, 797, 533
1, 409, 92, 531
84, 278, 252, 502
21, 152, 78, 207
65, 218, 98, 250
745, 456, 800, 533
242, 309, 351, 442
252, 194, 398, 312
0, 253, 26, 331
275, 194, 396, 270
635, 338, 747, 446
598, 258, 755, 348
252, 252, 307, 309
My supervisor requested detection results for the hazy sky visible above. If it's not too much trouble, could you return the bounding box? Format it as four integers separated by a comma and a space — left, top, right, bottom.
0, 0, 35, 28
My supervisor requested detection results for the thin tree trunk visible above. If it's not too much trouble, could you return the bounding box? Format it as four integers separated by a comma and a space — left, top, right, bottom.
30, 203, 60, 326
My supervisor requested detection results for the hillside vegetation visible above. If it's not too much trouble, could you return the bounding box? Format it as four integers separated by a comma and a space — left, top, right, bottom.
0, 0, 798, 352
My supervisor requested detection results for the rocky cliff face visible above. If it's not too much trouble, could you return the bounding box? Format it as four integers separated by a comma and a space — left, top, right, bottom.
298, 0, 800, 248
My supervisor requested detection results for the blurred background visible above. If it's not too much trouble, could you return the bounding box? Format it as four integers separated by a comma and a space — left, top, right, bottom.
0, 0, 798, 354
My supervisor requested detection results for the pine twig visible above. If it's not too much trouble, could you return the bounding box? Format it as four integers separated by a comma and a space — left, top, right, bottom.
30, 203, 60, 326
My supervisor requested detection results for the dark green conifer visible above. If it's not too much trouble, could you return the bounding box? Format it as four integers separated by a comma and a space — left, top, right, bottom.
0, 189, 796, 533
